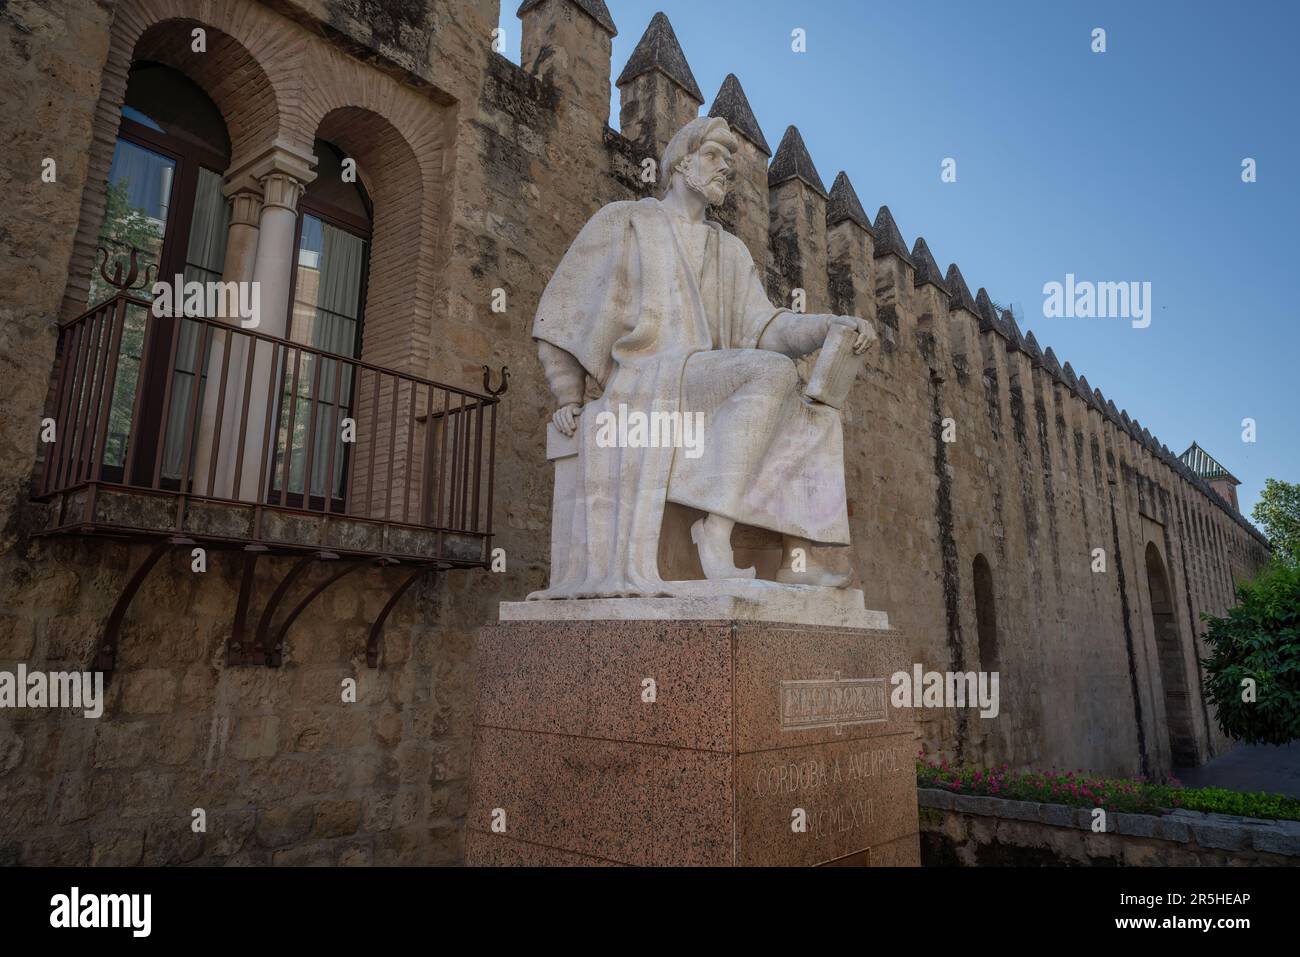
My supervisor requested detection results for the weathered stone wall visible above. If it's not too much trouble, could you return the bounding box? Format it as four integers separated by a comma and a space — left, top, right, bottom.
0, 0, 1271, 867
0, 0, 527, 866
918, 788, 1300, 866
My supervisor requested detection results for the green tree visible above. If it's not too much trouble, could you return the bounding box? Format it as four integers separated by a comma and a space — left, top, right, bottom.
89, 180, 163, 466
1252, 478, 1300, 566
1201, 562, 1300, 745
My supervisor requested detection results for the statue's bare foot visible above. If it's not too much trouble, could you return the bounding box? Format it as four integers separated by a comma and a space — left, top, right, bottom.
691, 516, 755, 580
776, 536, 851, 588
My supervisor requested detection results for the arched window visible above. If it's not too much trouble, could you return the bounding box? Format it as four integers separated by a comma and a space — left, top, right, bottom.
93, 63, 232, 486
272, 140, 372, 508
973, 554, 999, 670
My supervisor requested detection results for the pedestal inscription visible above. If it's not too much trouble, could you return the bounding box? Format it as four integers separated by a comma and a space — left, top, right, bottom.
465, 616, 919, 866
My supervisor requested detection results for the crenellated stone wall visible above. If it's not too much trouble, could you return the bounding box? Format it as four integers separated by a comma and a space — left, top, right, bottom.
0, 0, 1271, 867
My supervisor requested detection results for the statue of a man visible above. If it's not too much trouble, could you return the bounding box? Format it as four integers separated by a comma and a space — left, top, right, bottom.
530, 116, 875, 600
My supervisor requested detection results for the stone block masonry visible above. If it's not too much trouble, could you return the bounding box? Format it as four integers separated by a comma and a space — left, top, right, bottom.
918, 788, 1300, 866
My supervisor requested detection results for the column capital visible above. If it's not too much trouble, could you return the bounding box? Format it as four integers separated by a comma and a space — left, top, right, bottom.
223, 140, 317, 205
258, 172, 306, 213
225, 188, 263, 227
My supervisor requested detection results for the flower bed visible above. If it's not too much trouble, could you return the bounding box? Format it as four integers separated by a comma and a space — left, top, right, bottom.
916, 757, 1300, 822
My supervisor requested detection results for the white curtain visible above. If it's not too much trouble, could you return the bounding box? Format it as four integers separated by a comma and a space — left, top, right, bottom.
280, 218, 365, 500
161, 168, 230, 482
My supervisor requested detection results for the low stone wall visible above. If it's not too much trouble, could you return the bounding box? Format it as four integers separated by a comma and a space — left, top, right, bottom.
918, 787, 1300, 866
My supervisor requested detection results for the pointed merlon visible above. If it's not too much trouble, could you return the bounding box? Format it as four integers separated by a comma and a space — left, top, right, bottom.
1061, 360, 1078, 391
519, 0, 617, 36
615, 11, 701, 100
707, 74, 770, 155
1142, 427, 1155, 451
1105, 397, 1121, 424
975, 287, 1001, 335
1076, 374, 1094, 407
827, 172, 872, 232
944, 264, 978, 316
872, 206, 913, 265
1002, 311, 1025, 353
1042, 345, 1064, 381
768, 126, 827, 196
910, 238, 949, 295
1022, 329, 1043, 365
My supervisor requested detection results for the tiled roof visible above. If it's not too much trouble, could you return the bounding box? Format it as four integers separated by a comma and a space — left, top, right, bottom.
1179, 442, 1240, 484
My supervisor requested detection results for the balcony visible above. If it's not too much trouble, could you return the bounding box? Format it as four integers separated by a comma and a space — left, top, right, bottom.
36, 251, 508, 669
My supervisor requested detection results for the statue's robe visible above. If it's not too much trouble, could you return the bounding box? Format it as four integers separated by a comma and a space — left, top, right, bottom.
530, 197, 849, 599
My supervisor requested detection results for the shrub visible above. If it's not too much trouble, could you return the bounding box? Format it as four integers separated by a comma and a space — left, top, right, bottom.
1201, 561, 1300, 745
916, 757, 1300, 821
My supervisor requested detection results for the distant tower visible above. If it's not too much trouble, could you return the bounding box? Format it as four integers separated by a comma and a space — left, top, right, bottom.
1179, 442, 1243, 512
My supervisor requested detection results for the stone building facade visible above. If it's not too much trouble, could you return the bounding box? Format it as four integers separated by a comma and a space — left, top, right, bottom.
0, 0, 1270, 865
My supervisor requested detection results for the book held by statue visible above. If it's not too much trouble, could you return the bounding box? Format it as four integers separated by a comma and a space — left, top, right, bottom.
802, 322, 868, 409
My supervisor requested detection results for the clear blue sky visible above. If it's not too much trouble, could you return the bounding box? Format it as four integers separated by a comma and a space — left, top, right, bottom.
498, 0, 1298, 520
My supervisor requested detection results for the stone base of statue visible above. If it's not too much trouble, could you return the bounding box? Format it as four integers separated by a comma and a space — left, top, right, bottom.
465, 597, 919, 866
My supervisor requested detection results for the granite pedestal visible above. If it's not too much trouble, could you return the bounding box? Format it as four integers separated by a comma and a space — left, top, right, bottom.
465, 602, 919, 866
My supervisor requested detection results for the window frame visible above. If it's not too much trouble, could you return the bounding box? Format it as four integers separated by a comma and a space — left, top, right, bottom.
269, 154, 373, 513
103, 114, 232, 489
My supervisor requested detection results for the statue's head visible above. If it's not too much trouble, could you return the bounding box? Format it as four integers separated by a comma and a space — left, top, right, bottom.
660, 116, 738, 207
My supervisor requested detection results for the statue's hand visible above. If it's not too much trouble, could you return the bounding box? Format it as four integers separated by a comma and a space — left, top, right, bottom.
829, 315, 876, 354
552, 403, 583, 437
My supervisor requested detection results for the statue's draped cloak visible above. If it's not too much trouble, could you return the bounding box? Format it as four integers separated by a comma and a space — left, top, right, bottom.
530, 197, 836, 598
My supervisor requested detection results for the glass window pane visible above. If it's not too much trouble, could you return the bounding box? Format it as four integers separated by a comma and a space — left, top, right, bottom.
184, 167, 229, 283
274, 215, 367, 503
91, 139, 174, 306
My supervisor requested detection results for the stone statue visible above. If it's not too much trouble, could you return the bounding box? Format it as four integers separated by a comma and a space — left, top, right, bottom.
530, 116, 875, 600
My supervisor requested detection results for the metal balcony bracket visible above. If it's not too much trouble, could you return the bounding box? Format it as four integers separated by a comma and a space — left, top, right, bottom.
264, 557, 371, 667
228, 549, 348, 667
227, 544, 267, 667
251, 551, 330, 665
366, 563, 438, 669
96, 536, 194, 674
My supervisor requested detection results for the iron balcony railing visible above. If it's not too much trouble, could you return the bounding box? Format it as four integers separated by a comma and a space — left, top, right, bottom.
38, 255, 508, 565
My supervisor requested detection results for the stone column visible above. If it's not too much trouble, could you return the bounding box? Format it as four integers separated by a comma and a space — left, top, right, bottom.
238, 169, 307, 501
214, 143, 316, 502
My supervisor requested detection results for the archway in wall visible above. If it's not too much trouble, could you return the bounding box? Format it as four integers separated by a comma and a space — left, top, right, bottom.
92, 60, 233, 489
1145, 542, 1198, 766
305, 108, 426, 521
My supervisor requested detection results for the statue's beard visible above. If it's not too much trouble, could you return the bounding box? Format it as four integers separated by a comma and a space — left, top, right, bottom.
677, 163, 728, 206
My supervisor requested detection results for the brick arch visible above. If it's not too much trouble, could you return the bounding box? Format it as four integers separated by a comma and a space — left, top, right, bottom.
63, 0, 304, 316
313, 107, 425, 372
299, 45, 453, 376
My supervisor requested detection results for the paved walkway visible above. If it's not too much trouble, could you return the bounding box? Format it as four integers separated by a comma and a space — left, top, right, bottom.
1175, 742, 1300, 797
